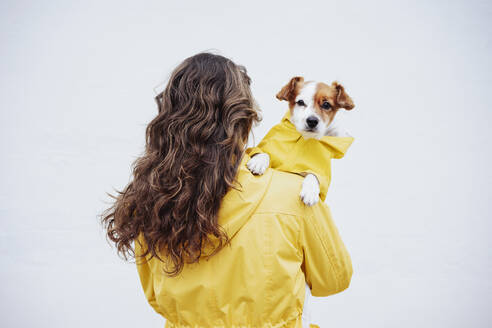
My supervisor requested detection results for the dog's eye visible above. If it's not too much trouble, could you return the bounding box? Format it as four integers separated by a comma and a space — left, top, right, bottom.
321, 101, 332, 110
296, 99, 306, 107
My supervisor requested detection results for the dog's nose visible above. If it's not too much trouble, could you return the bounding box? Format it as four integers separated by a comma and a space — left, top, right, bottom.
306, 116, 319, 128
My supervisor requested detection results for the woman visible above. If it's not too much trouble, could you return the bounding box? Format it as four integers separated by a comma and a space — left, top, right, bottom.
100, 52, 353, 327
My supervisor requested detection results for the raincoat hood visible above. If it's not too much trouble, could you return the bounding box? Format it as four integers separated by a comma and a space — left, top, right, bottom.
214, 152, 271, 241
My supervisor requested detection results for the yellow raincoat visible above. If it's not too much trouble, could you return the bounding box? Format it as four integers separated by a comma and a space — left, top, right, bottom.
135, 111, 353, 327
246, 110, 354, 202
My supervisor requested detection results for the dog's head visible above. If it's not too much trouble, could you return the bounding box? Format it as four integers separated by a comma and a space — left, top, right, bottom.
276, 76, 354, 139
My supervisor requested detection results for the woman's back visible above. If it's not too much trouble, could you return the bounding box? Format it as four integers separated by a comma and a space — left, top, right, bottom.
135, 152, 353, 327
101, 52, 352, 328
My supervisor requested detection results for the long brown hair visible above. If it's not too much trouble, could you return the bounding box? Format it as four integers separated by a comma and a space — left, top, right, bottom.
100, 52, 261, 276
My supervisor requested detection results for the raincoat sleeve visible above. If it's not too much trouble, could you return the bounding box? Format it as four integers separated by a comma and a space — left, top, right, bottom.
301, 201, 353, 297
135, 235, 166, 317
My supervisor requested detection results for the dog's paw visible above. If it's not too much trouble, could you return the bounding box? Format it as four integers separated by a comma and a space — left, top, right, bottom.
300, 174, 320, 206
246, 153, 270, 175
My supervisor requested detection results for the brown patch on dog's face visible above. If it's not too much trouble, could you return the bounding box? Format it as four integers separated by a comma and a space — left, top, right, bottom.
313, 81, 355, 127
313, 83, 339, 127
276, 76, 305, 112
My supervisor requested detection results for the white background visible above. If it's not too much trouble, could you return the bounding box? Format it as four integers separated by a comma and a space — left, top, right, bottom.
1, 0, 491, 327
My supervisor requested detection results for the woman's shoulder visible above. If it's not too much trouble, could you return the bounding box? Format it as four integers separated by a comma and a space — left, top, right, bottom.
235, 153, 309, 218
254, 168, 308, 218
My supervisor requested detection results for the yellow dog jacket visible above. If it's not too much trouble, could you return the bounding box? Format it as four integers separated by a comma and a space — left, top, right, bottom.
246, 109, 354, 202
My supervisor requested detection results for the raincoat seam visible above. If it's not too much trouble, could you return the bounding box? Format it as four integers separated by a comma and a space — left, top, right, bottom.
166, 312, 302, 328
264, 212, 274, 323
135, 235, 169, 318
297, 217, 302, 264
224, 167, 276, 327
308, 213, 340, 292
243, 167, 277, 325
255, 211, 302, 217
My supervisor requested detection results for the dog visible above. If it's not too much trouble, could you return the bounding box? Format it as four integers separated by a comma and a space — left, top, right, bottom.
246, 76, 355, 206
246, 76, 355, 327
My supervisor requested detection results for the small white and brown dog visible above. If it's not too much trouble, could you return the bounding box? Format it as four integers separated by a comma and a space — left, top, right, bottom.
247, 76, 354, 206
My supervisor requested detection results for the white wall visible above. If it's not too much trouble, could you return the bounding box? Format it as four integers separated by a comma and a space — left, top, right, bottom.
1, 0, 491, 327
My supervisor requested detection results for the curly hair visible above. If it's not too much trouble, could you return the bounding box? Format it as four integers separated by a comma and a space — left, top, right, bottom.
100, 52, 261, 276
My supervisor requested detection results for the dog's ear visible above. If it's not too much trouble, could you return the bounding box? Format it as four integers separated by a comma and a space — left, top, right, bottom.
276, 76, 304, 102
332, 81, 355, 110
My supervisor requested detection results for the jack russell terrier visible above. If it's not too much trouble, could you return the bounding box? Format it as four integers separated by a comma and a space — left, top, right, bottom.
245, 76, 355, 327
246, 76, 355, 206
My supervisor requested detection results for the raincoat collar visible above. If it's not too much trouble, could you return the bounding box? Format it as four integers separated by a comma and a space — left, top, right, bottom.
280, 109, 354, 159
